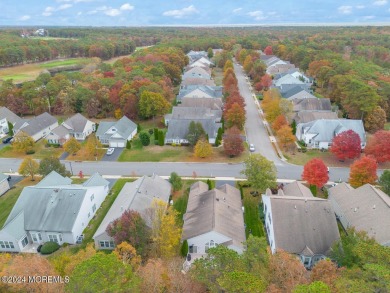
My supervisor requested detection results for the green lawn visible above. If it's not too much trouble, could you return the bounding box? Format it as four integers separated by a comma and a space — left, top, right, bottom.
0, 140, 63, 159
213, 67, 223, 86
385, 123, 390, 131
1, 73, 30, 81
39, 58, 92, 69
283, 149, 330, 165
119, 146, 190, 162
75, 178, 135, 251
240, 184, 265, 238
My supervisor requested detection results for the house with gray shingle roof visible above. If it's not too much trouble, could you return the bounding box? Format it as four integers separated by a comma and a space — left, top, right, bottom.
96, 116, 137, 148
46, 125, 70, 145
93, 174, 171, 249
188, 57, 214, 68
292, 98, 332, 112
180, 97, 223, 110
165, 107, 222, 126
182, 181, 246, 260
177, 85, 223, 102
187, 50, 208, 63
0, 171, 109, 253
0, 107, 23, 137
328, 183, 390, 246
296, 119, 366, 150
13, 112, 58, 142
0, 173, 10, 197
293, 111, 339, 124
263, 184, 340, 269
182, 67, 211, 81
63, 113, 95, 141
180, 77, 216, 87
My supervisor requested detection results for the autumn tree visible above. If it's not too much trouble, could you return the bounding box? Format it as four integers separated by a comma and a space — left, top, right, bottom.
364, 130, 390, 163
379, 170, 390, 195
330, 130, 361, 160
186, 121, 205, 146
364, 106, 387, 133
194, 137, 213, 158
64, 137, 81, 155
302, 158, 329, 188
18, 157, 39, 181
277, 125, 296, 149
138, 91, 170, 119
106, 210, 150, 258
349, 156, 378, 188
12, 132, 34, 153
85, 134, 102, 157
241, 154, 277, 191
114, 242, 141, 269
223, 126, 244, 157
260, 74, 273, 90
169, 172, 182, 192
264, 45, 273, 55
39, 157, 70, 177
223, 60, 234, 72
272, 115, 288, 132
225, 102, 246, 130
310, 259, 340, 292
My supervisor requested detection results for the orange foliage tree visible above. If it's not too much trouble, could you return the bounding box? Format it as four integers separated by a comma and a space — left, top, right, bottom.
349, 156, 378, 188
310, 259, 340, 292
302, 158, 329, 188
225, 103, 246, 130
364, 130, 390, 163
277, 125, 296, 149
272, 115, 288, 131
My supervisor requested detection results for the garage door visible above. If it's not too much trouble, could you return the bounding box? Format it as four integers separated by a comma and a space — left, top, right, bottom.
109, 141, 125, 148
117, 142, 125, 147
109, 142, 118, 147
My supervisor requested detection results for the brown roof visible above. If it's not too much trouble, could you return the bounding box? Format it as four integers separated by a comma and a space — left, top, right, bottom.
293, 98, 332, 112
293, 111, 338, 124
267, 195, 340, 255
180, 97, 223, 110
181, 78, 216, 87
282, 181, 314, 198
182, 182, 246, 249
328, 183, 390, 245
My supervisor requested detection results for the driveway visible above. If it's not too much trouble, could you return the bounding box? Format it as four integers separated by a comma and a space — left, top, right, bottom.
101, 147, 124, 161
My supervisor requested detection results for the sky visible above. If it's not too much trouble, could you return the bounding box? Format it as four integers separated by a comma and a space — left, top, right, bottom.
1, 0, 390, 26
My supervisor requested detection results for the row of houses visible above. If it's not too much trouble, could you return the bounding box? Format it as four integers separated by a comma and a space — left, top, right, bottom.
261, 55, 366, 150
164, 51, 223, 145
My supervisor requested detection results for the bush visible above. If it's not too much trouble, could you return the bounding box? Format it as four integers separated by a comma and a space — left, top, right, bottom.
139, 132, 150, 146
154, 128, 158, 140
137, 123, 141, 133
40, 242, 60, 255
309, 185, 317, 196
181, 240, 189, 257
239, 184, 244, 199
169, 172, 183, 192
158, 130, 165, 146
148, 129, 154, 135
25, 149, 35, 155
126, 140, 131, 150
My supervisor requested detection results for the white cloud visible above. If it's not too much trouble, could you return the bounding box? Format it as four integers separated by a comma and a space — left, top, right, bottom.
120, 3, 134, 11
58, 4, 72, 10
373, 0, 387, 5
233, 8, 242, 14
19, 15, 31, 21
77, 11, 82, 16
356, 5, 365, 9
104, 8, 121, 16
363, 15, 375, 19
42, 6, 55, 16
163, 5, 199, 18
247, 10, 267, 21
338, 5, 353, 14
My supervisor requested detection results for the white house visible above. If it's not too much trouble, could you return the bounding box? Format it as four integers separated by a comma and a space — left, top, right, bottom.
96, 116, 137, 148
0, 171, 109, 253
93, 174, 171, 249
13, 112, 58, 142
328, 183, 390, 246
263, 183, 340, 269
46, 125, 71, 145
188, 57, 214, 68
63, 113, 96, 141
296, 119, 366, 150
0, 107, 23, 137
0, 173, 10, 197
182, 67, 211, 81
182, 182, 246, 260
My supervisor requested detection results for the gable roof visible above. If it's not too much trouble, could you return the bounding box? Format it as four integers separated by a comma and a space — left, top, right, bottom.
328, 183, 390, 245
167, 107, 222, 121
182, 67, 211, 80
0, 107, 22, 125
274, 74, 305, 87
63, 113, 92, 133
293, 111, 339, 124
181, 78, 216, 87
93, 174, 171, 238
267, 64, 296, 75
278, 84, 312, 96
0, 173, 8, 183
96, 116, 137, 141
36, 171, 72, 187
282, 181, 314, 198
49, 125, 70, 139
177, 86, 223, 101
265, 195, 340, 255
83, 172, 110, 187
180, 97, 223, 110
1, 212, 26, 240
182, 182, 246, 249
166, 119, 221, 140
17, 112, 57, 136
293, 98, 332, 112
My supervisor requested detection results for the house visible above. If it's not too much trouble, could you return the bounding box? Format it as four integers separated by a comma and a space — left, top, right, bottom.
177, 86, 223, 102
278, 84, 312, 97
182, 182, 246, 259
13, 112, 58, 142
96, 116, 137, 147
93, 174, 171, 249
165, 107, 222, 126
293, 111, 339, 124
0, 107, 23, 137
180, 78, 216, 88
273, 74, 307, 88
165, 119, 222, 145
274, 69, 312, 84
0, 172, 109, 253
187, 50, 208, 63
185, 65, 212, 75
263, 183, 340, 269
182, 67, 211, 81
296, 119, 366, 149
0, 173, 10, 197
328, 183, 390, 246
63, 113, 96, 141
267, 63, 296, 75
180, 97, 223, 110
292, 98, 332, 112
282, 87, 317, 100
188, 57, 214, 68
46, 125, 71, 145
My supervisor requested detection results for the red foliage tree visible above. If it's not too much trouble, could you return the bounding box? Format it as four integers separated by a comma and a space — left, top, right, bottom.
254, 82, 264, 92
364, 130, 390, 163
225, 92, 246, 112
272, 115, 288, 131
260, 74, 273, 90
264, 46, 273, 55
103, 71, 115, 78
223, 126, 244, 157
302, 158, 329, 188
349, 156, 378, 188
225, 103, 246, 130
330, 130, 361, 160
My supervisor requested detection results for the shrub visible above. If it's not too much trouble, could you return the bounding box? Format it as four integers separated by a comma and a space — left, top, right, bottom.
158, 130, 164, 146
169, 172, 183, 192
181, 240, 189, 257
137, 123, 141, 133
25, 149, 35, 155
126, 140, 131, 149
139, 132, 150, 146
309, 185, 317, 196
154, 128, 158, 140
40, 242, 60, 255
148, 129, 154, 135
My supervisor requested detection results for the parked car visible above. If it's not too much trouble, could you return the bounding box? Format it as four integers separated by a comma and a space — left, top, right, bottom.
2, 136, 13, 144
106, 148, 115, 155
249, 144, 255, 152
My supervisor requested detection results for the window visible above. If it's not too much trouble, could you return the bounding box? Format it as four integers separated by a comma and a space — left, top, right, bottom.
0, 241, 4, 248
32, 234, 37, 242
205, 240, 216, 252
268, 214, 271, 224
48, 234, 59, 244
59, 234, 63, 242
189, 245, 197, 253
38, 233, 42, 241
0, 241, 14, 249
99, 241, 105, 248
92, 204, 96, 213
109, 241, 115, 248
90, 194, 94, 201
21, 236, 28, 247
9, 242, 14, 249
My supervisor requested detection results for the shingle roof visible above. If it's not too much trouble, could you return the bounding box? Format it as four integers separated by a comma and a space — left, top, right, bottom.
1, 212, 26, 239
274, 74, 305, 87
185, 64, 212, 74
293, 98, 332, 112
177, 86, 223, 101
83, 172, 110, 187
167, 107, 222, 121
182, 67, 211, 80
181, 78, 216, 87
17, 112, 57, 136
165, 119, 221, 141
266, 195, 340, 255
328, 183, 390, 245
182, 182, 246, 249
293, 111, 338, 124
93, 174, 171, 238
50, 125, 70, 138
96, 116, 137, 141
277, 84, 311, 95
282, 181, 314, 198
36, 171, 72, 187
63, 113, 91, 133
0, 107, 22, 125
0, 173, 8, 182
180, 97, 223, 110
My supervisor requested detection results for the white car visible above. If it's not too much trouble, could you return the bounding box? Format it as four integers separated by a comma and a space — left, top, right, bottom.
249, 144, 255, 152
106, 148, 115, 155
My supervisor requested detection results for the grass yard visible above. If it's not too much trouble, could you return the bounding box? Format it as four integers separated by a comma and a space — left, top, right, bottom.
38, 59, 92, 69
0, 178, 38, 227
172, 180, 198, 224
65, 140, 106, 161
0, 140, 64, 159
385, 123, 390, 130
240, 183, 265, 238
213, 67, 223, 86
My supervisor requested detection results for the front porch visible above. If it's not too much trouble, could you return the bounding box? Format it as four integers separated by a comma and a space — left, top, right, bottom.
22, 243, 40, 253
